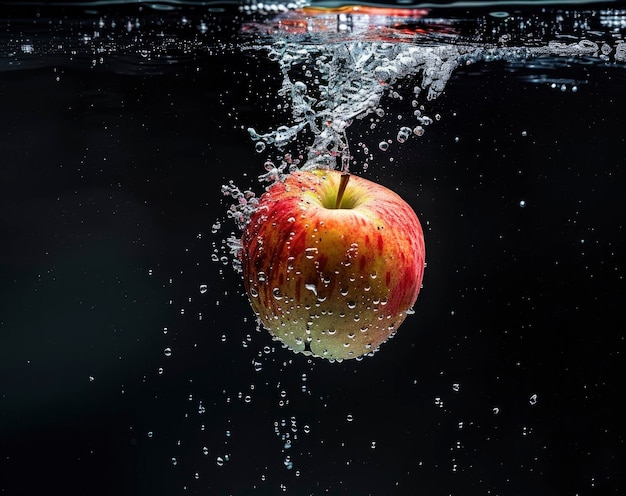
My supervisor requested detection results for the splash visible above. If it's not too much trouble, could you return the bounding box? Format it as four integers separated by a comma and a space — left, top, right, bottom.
221, 38, 481, 248
245, 35, 623, 171
234, 7, 624, 175
222, 15, 624, 250
246, 40, 477, 171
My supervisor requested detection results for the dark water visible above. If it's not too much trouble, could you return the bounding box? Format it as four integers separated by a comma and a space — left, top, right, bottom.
1, 2, 625, 495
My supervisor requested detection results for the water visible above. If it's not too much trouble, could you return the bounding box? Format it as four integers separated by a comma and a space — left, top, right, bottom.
1, 2, 624, 495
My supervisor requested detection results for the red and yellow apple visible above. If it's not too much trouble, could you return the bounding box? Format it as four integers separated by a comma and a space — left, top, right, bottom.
240, 169, 425, 360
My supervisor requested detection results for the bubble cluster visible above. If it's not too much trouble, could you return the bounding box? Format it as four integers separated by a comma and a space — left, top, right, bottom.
246, 41, 482, 171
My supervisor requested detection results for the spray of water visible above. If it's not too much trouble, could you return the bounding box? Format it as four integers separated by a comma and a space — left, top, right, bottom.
247, 40, 480, 171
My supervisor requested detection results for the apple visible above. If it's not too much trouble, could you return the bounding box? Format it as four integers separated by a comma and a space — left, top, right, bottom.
240, 169, 425, 360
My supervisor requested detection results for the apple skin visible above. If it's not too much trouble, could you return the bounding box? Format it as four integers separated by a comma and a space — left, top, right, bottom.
241, 169, 425, 360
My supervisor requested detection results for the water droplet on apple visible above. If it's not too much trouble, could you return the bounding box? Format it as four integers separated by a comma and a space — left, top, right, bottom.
249, 287, 259, 298
257, 271, 267, 283
378, 141, 389, 151
327, 329, 336, 335
305, 247, 318, 259
370, 272, 377, 279
304, 283, 317, 296
347, 301, 356, 309
272, 288, 283, 300
340, 288, 349, 296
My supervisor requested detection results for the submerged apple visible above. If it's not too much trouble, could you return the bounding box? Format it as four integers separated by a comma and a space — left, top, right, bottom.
241, 169, 425, 360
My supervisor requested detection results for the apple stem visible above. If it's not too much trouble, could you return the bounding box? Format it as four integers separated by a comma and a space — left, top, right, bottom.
335, 173, 350, 209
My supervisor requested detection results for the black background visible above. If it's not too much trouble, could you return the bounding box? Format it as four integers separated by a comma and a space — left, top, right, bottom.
1, 5, 625, 496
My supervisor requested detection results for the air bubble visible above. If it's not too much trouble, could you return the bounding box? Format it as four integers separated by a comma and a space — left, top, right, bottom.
396, 126, 412, 143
